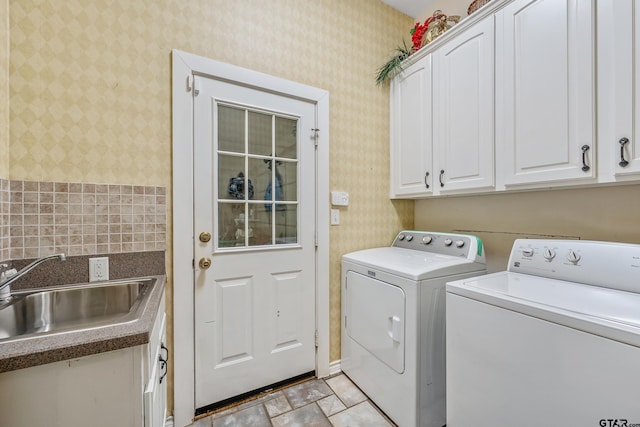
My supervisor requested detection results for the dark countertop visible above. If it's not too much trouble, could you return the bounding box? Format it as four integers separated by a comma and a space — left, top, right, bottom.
0, 275, 166, 373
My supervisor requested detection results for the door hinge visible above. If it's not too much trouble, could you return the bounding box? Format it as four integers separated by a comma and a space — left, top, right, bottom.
311, 128, 319, 147
186, 75, 193, 92
315, 330, 319, 348
187, 75, 200, 96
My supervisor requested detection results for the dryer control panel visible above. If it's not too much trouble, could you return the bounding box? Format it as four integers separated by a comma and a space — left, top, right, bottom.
392, 231, 484, 263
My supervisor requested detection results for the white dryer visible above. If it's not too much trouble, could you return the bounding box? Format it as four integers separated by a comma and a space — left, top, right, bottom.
447, 239, 640, 426
341, 231, 486, 427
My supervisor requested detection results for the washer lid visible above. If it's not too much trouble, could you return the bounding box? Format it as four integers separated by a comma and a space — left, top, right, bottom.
342, 247, 485, 281
447, 271, 640, 347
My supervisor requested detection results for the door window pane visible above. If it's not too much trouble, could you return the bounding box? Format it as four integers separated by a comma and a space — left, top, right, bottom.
218, 155, 250, 201
275, 205, 297, 245
279, 160, 297, 202
218, 106, 245, 153
275, 117, 297, 159
218, 202, 246, 247
248, 157, 270, 203
248, 111, 272, 156
249, 207, 272, 247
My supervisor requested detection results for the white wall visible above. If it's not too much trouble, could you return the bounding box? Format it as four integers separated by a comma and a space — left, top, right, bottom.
415, 184, 640, 273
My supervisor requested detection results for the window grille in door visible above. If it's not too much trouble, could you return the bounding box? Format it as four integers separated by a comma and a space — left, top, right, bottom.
216, 104, 299, 249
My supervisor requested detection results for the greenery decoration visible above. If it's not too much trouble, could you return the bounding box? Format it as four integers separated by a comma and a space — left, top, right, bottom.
376, 11, 460, 86
375, 41, 412, 86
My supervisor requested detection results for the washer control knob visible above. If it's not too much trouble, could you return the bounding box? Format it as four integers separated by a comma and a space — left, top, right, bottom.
522, 248, 534, 257
455, 240, 465, 248
567, 250, 581, 264
422, 236, 433, 245
543, 248, 556, 261
398, 234, 405, 241
406, 235, 414, 242
444, 238, 453, 246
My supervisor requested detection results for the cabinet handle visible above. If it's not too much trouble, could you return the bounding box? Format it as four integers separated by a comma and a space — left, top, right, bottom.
619, 137, 630, 167
439, 170, 445, 188
424, 171, 430, 189
161, 343, 169, 362
581, 145, 591, 172
159, 343, 169, 384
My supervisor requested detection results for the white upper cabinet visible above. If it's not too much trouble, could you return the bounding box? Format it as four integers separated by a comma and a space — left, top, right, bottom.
390, 54, 433, 197
434, 15, 495, 193
597, 0, 640, 180
388, 0, 640, 199
496, 0, 596, 188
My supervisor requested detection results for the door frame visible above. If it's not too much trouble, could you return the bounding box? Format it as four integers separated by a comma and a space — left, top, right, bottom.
171, 49, 330, 427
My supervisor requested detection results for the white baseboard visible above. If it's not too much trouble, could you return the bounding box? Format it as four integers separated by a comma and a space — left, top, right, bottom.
317, 359, 341, 378
328, 360, 341, 376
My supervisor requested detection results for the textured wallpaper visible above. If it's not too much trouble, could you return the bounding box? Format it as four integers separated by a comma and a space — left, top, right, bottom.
1, 0, 8, 177
1, 1, 8, 261
8, 0, 415, 407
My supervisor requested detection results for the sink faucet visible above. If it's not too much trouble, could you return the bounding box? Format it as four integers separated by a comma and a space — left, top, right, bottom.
0, 253, 66, 300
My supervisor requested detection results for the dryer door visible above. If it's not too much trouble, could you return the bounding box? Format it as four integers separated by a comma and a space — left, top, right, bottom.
345, 271, 406, 373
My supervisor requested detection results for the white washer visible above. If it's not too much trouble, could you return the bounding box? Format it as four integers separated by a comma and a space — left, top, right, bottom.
341, 231, 486, 427
447, 239, 640, 427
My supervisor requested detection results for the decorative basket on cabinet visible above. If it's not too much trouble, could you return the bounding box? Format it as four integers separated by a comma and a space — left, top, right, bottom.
467, 0, 493, 15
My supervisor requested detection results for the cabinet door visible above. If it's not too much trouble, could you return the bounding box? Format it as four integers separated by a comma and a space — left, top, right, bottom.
145, 314, 167, 427
497, 0, 595, 187
433, 16, 495, 193
597, 0, 640, 179
390, 55, 433, 197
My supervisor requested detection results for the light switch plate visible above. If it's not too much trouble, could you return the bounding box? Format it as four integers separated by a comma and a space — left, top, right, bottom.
331, 209, 340, 225
89, 257, 109, 282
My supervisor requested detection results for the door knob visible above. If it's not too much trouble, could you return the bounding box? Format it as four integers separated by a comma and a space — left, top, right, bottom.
199, 257, 212, 269
199, 231, 212, 243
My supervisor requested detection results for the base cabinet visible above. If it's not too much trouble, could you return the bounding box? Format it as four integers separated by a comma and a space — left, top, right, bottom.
0, 294, 167, 427
145, 311, 168, 427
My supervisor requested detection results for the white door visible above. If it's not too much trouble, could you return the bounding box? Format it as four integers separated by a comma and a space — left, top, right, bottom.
193, 75, 317, 408
496, 0, 595, 186
433, 16, 495, 193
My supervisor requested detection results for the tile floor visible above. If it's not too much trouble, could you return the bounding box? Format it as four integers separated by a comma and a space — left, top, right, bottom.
189, 374, 397, 427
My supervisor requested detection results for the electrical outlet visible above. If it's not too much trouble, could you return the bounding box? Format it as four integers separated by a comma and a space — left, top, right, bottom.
89, 257, 109, 282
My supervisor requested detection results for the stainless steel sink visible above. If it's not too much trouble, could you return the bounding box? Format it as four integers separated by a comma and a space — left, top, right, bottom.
0, 279, 154, 342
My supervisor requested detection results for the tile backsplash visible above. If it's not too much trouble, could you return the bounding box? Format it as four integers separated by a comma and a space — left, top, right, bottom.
5, 180, 166, 260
